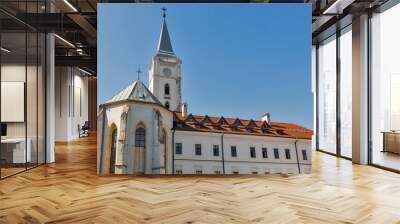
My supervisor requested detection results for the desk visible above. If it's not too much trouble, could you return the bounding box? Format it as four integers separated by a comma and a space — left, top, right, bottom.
1, 138, 31, 164
382, 132, 400, 154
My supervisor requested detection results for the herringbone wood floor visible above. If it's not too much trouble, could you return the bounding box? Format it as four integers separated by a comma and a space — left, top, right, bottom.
1, 135, 400, 224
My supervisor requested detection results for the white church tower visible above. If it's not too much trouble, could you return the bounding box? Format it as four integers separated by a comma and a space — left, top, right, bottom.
149, 9, 182, 111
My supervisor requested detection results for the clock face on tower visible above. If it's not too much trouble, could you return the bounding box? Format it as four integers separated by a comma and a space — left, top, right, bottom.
162, 67, 172, 77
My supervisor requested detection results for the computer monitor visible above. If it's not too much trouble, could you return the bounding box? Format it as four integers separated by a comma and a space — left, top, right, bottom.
1, 123, 7, 137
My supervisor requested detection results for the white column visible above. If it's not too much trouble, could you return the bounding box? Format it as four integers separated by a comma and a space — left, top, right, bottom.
46, 32, 55, 163
352, 14, 369, 164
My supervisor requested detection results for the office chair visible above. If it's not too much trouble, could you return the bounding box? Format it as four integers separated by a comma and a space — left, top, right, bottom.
79, 121, 90, 138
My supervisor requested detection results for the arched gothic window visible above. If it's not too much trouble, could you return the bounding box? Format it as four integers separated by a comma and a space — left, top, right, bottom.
162, 129, 167, 173
161, 129, 166, 144
110, 128, 118, 174
135, 127, 146, 147
164, 83, 170, 95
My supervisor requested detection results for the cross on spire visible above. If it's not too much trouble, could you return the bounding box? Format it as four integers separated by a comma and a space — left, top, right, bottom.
162, 7, 167, 18
136, 67, 142, 80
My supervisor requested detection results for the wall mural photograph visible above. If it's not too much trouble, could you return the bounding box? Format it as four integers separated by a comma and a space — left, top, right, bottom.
4, 1, 400, 223
97, 4, 313, 175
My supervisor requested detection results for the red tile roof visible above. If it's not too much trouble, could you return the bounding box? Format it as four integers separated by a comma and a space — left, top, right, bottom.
173, 112, 313, 140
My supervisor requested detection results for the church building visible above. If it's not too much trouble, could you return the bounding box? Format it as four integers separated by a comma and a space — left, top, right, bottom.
97, 12, 312, 175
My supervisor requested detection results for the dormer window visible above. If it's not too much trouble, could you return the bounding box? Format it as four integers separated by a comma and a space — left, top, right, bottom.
202, 116, 212, 125
233, 119, 243, 127
186, 114, 196, 123
164, 83, 170, 96
247, 120, 257, 128
261, 121, 269, 131
218, 117, 228, 126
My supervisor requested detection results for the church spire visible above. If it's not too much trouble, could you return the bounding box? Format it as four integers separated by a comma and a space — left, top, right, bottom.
136, 66, 142, 80
162, 7, 166, 18
157, 8, 174, 56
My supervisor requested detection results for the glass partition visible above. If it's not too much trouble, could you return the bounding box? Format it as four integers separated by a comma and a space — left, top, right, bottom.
1, 31, 28, 177
0, 2, 46, 179
317, 35, 337, 154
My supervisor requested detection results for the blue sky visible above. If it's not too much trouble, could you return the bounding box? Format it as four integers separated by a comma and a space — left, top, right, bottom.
98, 4, 313, 128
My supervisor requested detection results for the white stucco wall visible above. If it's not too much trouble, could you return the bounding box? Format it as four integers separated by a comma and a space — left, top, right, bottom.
98, 101, 173, 175
99, 105, 312, 175
174, 131, 312, 175
149, 56, 182, 111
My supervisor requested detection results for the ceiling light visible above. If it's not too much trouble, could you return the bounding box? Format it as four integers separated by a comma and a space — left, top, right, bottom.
323, 0, 354, 15
323, 0, 341, 14
1, 47, 11, 53
63, 0, 78, 12
54, 34, 75, 48
78, 67, 93, 76
76, 48, 87, 56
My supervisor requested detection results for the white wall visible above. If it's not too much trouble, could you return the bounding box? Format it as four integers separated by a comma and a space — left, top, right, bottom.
55, 67, 89, 141
1, 65, 26, 133
174, 131, 312, 175
149, 56, 182, 111
1, 64, 46, 164
98, 105, 312, 175
98, 101, 173, 175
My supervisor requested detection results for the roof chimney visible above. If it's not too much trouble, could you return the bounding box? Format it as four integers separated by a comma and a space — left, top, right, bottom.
181, 102, 188, 117
261, 113, 271, 124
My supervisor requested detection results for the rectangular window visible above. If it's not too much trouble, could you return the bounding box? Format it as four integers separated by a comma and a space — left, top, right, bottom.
318, 35, 337, 155
285, 149, 291, 159
252, 171, 258, 175
262, 148, 268, 158
175, 170, 182, 174
175, 143, 182, 155
339, 26, 353, 158
214, 170, 221, 175
195, 144, 202, 156
231, 146, 237, 157
250, 147, 256, 158
371, 7, 400, 171
195, 170, 203, 174
213, 145, 219, 156
302, 150, 308, 160
232, 171, 239, 175
274, 148, 280, 159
